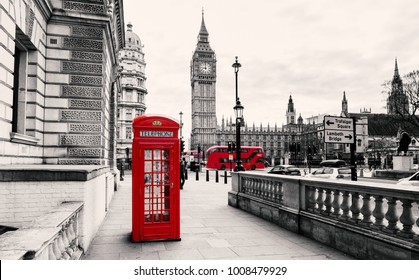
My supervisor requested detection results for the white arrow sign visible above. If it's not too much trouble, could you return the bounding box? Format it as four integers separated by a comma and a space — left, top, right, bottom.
325, 130, 354, 144
324, 116, 353, 131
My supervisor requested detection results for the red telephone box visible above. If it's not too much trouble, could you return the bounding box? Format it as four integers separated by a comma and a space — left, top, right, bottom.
131, 115, 181, 242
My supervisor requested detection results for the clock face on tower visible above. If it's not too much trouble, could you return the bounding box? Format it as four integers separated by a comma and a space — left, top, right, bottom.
199, 62, 212, 74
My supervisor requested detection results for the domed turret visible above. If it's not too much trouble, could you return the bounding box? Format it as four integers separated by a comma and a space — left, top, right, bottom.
125, 22, 142, 51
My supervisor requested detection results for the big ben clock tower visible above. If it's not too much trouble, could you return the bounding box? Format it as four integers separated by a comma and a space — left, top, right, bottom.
190, 11, 217, 153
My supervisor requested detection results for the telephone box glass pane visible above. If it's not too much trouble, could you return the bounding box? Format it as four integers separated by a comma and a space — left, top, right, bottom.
145, 162, 152, 172
154, 161, 161, 172
162, 161, 169, 172
144, 174, 152, 184
145, 149, 152, 160
162, 149, 169, 159
154, 149, 161, 159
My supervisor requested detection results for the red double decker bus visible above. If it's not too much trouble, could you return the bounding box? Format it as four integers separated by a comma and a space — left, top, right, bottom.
206, 145, 265, 170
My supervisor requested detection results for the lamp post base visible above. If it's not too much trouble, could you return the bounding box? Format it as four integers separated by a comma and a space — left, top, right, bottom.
234, 165, 246, 172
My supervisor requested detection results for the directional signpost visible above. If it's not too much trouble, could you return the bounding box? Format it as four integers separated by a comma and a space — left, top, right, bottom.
324, 116, 354, 144
324, 116, 357, 181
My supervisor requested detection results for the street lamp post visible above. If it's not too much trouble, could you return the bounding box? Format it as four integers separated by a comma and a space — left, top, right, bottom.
232, 56, 241, 102
179, 111, 183, 139
234, 100, 245, 171
232, 56, 245, 172
179, 111, 183, 159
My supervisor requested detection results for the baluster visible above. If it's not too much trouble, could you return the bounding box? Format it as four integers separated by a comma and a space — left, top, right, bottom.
315, 188, 324, 213
258, 179, 263, 198
265, 179, 270, 200
307, 186, 317, 212
57, 233, 66, 259
241, 177, 246, 193
246, 178, 251, 194
339, 191, 350, 220
268, 180, 274, 202
272, 181, 278, 202
248, 178, 252, 193
63, 223, 75, 257
52, 237, 62, 260
253, 178, 258, 196
67, 218, 76, 245
242, 177, 247, 194
261, 179, 266, 199
323, 189, 333, 215
273, 181, 281, 203
266, 180, 271, 200
414, 203, 419, 244
61, 224, 70, 248
372, 195, 385, 230
397, 199, 415, 239
384, 197, 400, 234
331, 190, 341, 217
265, 180, 270, 200
349, 192, 362, 223
48, 243, 57, 260
74, 212, 80, 247
360, 194, 373, 226
277, 182, 284, 204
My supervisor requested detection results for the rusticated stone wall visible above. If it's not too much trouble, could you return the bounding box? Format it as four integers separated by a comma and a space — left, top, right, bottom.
0, 0, 123, 165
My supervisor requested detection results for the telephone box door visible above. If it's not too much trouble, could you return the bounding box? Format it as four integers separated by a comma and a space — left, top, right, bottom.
139, 145, 177, 240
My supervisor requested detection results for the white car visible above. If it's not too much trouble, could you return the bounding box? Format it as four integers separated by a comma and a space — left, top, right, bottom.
397, 171, 419, 186
308, 167, 352, 180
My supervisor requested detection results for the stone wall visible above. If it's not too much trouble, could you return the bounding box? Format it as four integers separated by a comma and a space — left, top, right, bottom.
0, 0, 124, 165
0, 165, 116, 250
229, 172, 419, 259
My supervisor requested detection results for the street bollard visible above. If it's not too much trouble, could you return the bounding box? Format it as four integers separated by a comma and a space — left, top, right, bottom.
119, 162, 124, 181
196, 169, 199, 181
224, 170, 227, 184
215, 170, 219, 183
206, 169, 209, 182
360, 168, 364, 177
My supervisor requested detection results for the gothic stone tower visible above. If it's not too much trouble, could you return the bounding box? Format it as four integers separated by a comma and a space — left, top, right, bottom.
190, 11, 217, 152
387, 58, 409, 115
286, 95, 296, 125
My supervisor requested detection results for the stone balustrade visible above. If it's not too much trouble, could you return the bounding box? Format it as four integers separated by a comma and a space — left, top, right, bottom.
229, 172, 419, 259
0, 202, 84, 260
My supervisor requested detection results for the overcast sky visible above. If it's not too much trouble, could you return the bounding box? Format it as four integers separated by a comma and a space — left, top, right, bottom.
124, 0, 419, 145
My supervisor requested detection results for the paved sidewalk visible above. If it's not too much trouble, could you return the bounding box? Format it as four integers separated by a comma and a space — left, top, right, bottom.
83, 171, 354, 260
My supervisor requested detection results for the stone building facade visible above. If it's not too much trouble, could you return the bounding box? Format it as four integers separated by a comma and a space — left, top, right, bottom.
0, 0, 124, 166
0, 0, 125, 251
116, 22, 147, 160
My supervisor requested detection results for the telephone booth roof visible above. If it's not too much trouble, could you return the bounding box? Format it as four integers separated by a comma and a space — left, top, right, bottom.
133, 115, 179, 129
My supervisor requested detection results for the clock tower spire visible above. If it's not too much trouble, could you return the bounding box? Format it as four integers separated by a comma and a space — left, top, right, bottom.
190, 10, 217, 152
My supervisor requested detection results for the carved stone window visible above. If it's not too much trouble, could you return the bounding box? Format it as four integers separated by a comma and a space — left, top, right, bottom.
11, 30, 39, 145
